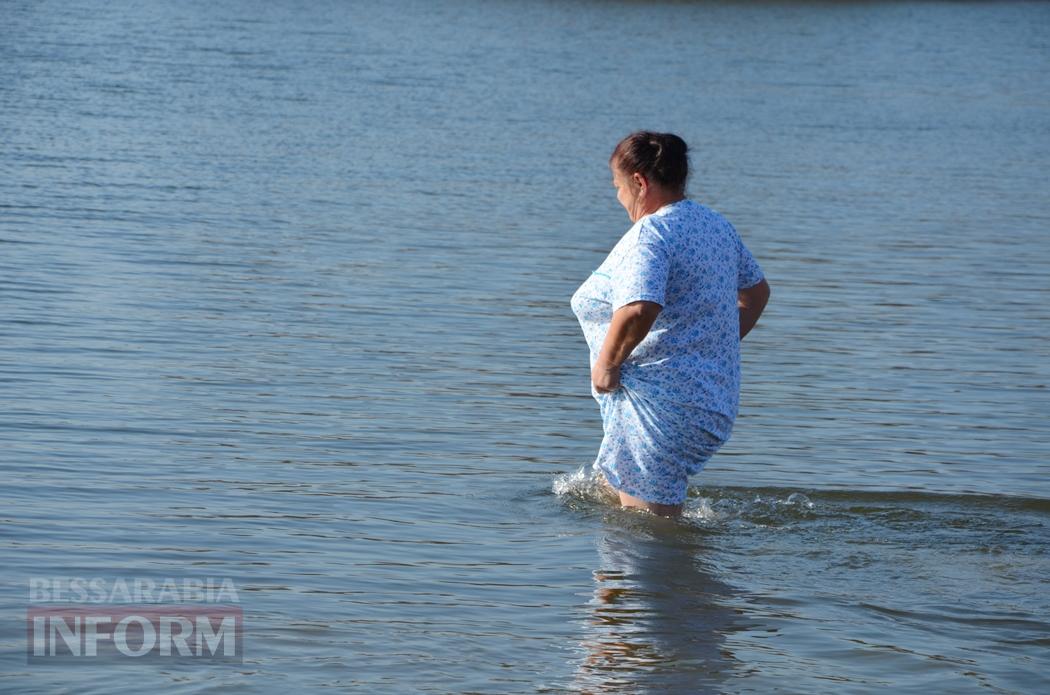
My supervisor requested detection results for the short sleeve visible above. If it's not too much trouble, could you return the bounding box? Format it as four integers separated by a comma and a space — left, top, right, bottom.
610, 222, 670, 311
736, 233, 764, 290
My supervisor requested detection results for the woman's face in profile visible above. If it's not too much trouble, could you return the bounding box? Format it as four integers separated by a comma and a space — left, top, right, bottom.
611, 166, 641, 222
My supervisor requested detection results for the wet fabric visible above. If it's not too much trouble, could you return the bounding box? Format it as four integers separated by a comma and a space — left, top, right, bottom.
570, 199, 764, 505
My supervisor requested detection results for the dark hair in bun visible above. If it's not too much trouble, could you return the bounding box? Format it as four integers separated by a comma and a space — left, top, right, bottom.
610, 131, 689, 193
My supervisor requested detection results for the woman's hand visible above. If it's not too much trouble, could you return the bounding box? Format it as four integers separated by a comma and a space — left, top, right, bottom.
592, 359, 621, 393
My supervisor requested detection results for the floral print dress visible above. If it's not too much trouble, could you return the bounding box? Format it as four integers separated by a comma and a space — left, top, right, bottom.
570, 199, 765, 505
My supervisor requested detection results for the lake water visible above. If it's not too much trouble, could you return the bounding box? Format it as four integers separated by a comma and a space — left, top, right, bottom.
2, 0, 1049, 691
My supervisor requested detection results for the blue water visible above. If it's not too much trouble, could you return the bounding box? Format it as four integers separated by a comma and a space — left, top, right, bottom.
2, 0, 1049, 692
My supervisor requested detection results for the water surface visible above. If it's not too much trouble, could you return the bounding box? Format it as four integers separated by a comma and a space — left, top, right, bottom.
2, 0, 1048, 692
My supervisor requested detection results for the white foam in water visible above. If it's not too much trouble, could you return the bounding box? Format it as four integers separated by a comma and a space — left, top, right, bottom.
552, 465, 618, 505
682, 496, 719, 522
784, 492, 815, 509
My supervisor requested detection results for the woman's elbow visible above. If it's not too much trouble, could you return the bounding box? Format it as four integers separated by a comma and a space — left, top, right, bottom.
756, 278, 771, 307
739, 278, 770, 309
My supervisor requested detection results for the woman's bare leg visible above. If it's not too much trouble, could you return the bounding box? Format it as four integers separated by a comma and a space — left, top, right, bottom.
617, 490, 683, 518
599, 472, 682, 518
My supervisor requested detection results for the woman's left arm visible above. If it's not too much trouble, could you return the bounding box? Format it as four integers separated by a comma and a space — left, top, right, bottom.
592, 301, 663, 392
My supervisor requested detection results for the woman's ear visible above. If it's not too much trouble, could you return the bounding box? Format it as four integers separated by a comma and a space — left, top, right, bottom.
632, 172, 647, 191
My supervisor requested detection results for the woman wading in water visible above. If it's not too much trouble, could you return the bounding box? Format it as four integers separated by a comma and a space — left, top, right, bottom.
571, 132, 770, 518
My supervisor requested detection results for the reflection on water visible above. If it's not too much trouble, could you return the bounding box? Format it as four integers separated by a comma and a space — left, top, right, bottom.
555, 468, 1050, 693
574, 520, 743, 694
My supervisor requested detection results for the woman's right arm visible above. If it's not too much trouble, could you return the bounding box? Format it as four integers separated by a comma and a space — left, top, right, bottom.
738, 279, 770, 339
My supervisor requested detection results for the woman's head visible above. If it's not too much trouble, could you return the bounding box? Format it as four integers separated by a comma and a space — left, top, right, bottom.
609, 131, 689, 222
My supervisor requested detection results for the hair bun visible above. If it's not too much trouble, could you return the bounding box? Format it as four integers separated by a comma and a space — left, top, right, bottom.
610, 131, 690, 193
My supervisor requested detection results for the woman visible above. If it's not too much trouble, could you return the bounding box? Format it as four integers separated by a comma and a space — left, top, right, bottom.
571, 132, 770, 518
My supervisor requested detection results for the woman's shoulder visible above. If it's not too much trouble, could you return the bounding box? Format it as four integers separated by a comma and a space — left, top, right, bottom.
642, 199, 706, 237
658, 198, 727, 222
659, 199, 739, 236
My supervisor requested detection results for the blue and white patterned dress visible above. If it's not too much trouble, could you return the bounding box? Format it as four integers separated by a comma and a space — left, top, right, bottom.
570, 199, 765, 505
